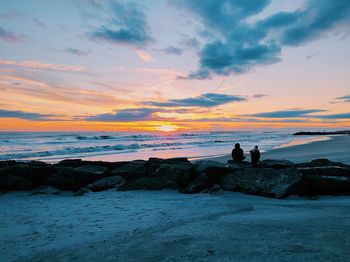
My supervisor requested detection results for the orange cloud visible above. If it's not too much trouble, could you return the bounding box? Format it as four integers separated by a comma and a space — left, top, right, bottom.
0, 60, 85, 72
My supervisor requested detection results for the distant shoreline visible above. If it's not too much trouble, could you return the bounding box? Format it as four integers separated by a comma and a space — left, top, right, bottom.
293, 130, 350, 136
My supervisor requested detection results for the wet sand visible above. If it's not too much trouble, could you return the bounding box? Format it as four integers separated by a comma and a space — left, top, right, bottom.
207, 135, 350, 164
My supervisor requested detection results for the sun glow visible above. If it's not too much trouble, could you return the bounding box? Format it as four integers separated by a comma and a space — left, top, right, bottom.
157, 125, 178, 132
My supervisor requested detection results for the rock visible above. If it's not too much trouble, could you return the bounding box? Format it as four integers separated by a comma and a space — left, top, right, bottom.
207, 184, 222, 194
0, 164, 53, 187
118, 177, 178, 191
86, 176, 125, 192
297, 158, 350, 168
227, 160, 252, 169
149, 157, 191, 164
150, 163, 194, 187
184, 173, 210, 193
27, 161, 49, 167
195, 160, 227, 174
74, 188, 89, 196
55, 159, 121, 169
31, 185, 61, 195
0, 174, 32, 190
111, 161, 148, 180
48, 167, 105, 191
299, 167, 350, 177
55, 159, 83, 167
75, 165, 109, 176
0, 160, 17, 168
260, 159, 295, 169
221, 168, 303, 199
302, 175, 350, 195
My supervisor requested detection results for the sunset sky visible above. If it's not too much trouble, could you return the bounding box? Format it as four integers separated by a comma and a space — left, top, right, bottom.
0, 0, 349, 132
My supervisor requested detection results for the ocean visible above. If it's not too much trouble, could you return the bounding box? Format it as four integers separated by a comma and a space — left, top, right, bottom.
0, 131, 320, 163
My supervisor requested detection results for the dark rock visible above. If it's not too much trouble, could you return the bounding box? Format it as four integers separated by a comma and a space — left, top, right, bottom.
297, 159, 350, 168
31, 185, 61, 195
299, 167, 350, 177
0, 174, 32, 190
184, 173, 210, 193
207, 184, 222, 194
55, 159, 123, 169
27, 161, 50, 167
0, 164, 53, 187
75, 165, 109, 176
227, 160, 252, 169
55, 159, 83, 167
48, 167, 105, 190
74, 188, 89, 196
0, 160, 17, 168
221, 168, 302, 198
302, 175, 350, 195
260, 159, 295, 169
194, 160, 232, 182
118, 177, 178, 191
86, 176, 125, 192
111, 161, 148, 180
149, 157, 190, 164
150, 163, 194, 187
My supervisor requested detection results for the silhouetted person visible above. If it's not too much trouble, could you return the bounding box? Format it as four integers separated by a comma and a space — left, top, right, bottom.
232, 143, 245, 161
250, 145, 260, 168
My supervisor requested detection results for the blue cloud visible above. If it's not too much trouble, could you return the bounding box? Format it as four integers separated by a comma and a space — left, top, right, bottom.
335, 95, 350, 103
0, 26, 25, 43
162, 46, 183, 55
174, 0, 350, 79
315, 113, 350, 119
144, 93, 246, 107
61, 48, 90, 57
85, 108, 157, 122
89, 1, 153, 47
247, 109, 326, 118
0, 109, 55, 120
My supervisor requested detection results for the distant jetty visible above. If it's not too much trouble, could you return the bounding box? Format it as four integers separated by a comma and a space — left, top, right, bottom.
293, 130, 350, 136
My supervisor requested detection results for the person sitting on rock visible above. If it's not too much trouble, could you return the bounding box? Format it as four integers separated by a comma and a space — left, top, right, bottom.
232, 143, 245, 161
250, 145, 260, 168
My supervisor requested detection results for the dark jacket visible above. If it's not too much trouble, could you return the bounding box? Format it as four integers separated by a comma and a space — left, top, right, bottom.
232, 147, 245, 161
250, 149, 260, 163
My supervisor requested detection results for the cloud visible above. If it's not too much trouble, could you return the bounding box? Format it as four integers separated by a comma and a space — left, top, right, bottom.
174, 0, 350, 79
162, 46, 183, 56
1, 11, 46, 28
89, 1, 153, 47
251, 94, 267, 98
0, 60, 85, 73
0, 26, 26, 43
143, 93, 246, 107
135, 49, 153, 62
85, 108, 157, 122
246, 109, 326, 118
334, 95, 350, 103
0, 109, 55, 121
60, 48, 90, 57
314, 113, 350, 119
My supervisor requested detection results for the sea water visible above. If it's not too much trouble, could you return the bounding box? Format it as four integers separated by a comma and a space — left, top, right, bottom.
0, 131, 320, 163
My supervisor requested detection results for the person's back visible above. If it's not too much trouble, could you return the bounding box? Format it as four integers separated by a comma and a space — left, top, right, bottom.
232, 143, 245, 161
250, 145, 260, 167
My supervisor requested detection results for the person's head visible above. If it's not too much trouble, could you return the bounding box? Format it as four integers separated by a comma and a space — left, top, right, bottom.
235, 143, 240, 149
255, 145, 258, 150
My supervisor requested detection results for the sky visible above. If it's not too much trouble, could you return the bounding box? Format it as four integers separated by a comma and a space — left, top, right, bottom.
0, 0, 349, 132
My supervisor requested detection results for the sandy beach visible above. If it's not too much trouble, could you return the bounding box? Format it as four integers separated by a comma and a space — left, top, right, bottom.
208, 135, 350, 164
1, 135, 350, 261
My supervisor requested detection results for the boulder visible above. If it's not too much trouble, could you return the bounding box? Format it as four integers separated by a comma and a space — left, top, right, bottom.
0, 164, 53, 187
302, 175, 350, 195
297, 159, 350, 168
31, 185, 61, 195
299, 167, 350, 177
0, 174, 32, 190
260, 159, 295, 169
75, 165, 109, 176
149, 157, 190, 164
118, 177, 178, 191
227, 160, 252, 169
150, 163, 194, 187
221, 168, 303, 199
0, 160, 17, 168
110, 161, 148, 180
48, 167, 105, 190
194, 160, 232, 182
86, 176, 125, 192
183, 173, 210, 193
55, 159, 121, 169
